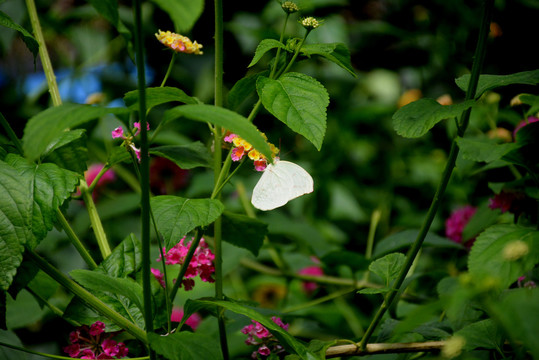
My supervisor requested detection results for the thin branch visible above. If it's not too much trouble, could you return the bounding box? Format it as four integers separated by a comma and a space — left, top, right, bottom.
326, 341, 445, 358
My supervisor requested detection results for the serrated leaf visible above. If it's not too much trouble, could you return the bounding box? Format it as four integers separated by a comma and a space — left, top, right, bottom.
456, 70, 539, 99
183, 298, 318, 360
220, 212, 267, 256
455, 319, 502, 351
163, 104, 273, 161
150, 0, 204, 33
0, 11, 38, 61
151, 195, 224, 250
393, 99, 474, 138
368, 253, 406, 288
42, 129, 88, 174
149, 142, 212, 169
123, 87, 198, 112
301, 43, 356, 77
248, 39, 286, 67
96, 234, 141, 278
257, 73, 329, 150
149, 331, 223, 360
468, 224, 539, 289
373, 229, 463, 258
22, 103, 129, 162
228, 71, 269, 111
456, 137, 519, 163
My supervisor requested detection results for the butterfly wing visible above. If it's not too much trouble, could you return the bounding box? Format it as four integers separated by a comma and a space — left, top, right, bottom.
251, 160, 313, 211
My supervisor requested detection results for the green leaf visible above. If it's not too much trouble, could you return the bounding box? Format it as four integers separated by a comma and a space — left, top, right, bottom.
123, 87, 198, 112
456, 70, 539, 99
183, 298, 318, 360
150, 0, 204, 33
257, 73, 329, 150
87, 0, 119, 26
301, 43, 356, 77
456, 137, 520, 163
149, 142, 212, 169
393, 99, 475, 138
488, 288, 539, 359
149, 331, 223, 360
0, 11, 38, 61
41, 129, 88, 174
455, 319, 502, 351
248, 39, 286, 67
358, 287, 390, 295
227, 71, 269, 111
461, 202, 500, 243
151, 195, 224, 250
96, 234, 141, 278
220, 212, 267, 256
70, 269, 145, 314
468, 224, 539, 289
163, 104, 274, 161
373, 229, 463, 258
368, 253, 406, 288
0, 330, 28, 360
22, 103, 129, 162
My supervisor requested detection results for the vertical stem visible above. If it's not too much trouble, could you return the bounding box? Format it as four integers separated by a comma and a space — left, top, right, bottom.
79, 180, 112, 259
132, 0, 154, 358
25, 0, 61, 106
56, 209, 98, 269
269, 13, 290, 79
358, 0, 494, 349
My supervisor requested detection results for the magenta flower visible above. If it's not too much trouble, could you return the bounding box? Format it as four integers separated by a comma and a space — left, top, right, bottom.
445, 205, 477, 244
63, 321, 128, 359
111, 127, 124, 139
111, 122, 150, 163
298, 265, 324, 294
171, 307, 202, 330
241, 317, 289, 359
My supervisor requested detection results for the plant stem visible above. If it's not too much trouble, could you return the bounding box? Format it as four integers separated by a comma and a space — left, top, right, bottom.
160, 52, 177, 87
56, 209, 98, 269
358, 0, 494, 349
132, 0, 155, 358
79, 179, 112, 259
25, 248, 148, 343
276, 30, 309, 78
269, 13, 290, 79
326, 341, 446, 358
25, 0, 61, 106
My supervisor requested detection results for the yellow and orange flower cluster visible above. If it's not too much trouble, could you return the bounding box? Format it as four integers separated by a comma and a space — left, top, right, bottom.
224, 132, 279, 171
155, 30, 203, 55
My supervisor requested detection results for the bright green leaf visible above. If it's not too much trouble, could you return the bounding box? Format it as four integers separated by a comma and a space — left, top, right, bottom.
149, 142, 212, 169
96, 234, 141, 278
150, 0, 204, 33
163, 104, 274, 161
393, 99, 474, 138
42, 129, 88, 174
248, 39, 286, 67
0, 11, 38, 61
368, 253, 406, 287
457, 137, 520, 163
301, 43, 356, 77
124, 87, 198, 112
149, 331, 223, 360
151, 195, 224, 250
456, 70, 539, 99
257, 72, 329, 150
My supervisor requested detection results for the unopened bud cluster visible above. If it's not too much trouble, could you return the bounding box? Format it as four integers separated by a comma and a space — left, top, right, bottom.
301, 17, 320, 30
281, 1, 299, 13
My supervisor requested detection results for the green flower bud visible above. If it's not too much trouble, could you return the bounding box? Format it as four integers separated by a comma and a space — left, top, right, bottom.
281, 1, 299, 14
300, 17, 321, 31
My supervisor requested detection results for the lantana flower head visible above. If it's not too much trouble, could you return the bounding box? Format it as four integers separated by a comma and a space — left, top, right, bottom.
151, 237, 215, 291
63, 321, 128, 359
155, 30, 203, 55
111, 122, 150, 162
241, 317, 289, 359
224, 131, 279, 171
445, 205, 477, 245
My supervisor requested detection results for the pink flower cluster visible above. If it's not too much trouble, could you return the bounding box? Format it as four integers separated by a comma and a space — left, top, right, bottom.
151, 237, 215, 291
445, 205, 477, 244
241, 317, 289, 359
63, 321, 128, 359
224, 132, 279, 172
111, 122, 150, 161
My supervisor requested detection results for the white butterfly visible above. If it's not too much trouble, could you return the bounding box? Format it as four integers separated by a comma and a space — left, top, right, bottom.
251, 159, 314, 211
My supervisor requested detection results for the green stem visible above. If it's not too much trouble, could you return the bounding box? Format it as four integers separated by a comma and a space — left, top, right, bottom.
79, 180, 112, 259
366, 209, 381, 260
87, 163, 112, 193
269, 13, 290, 79
168, 229, 204, 303
276, 30, 309, 78
0, 112, 24, 155
25, 248, 148, 343
56, 209, 98, 269
160, 52, 177, 87
132, 1, 155, 358
358, 0, 494, 349
25, 0, 61, 106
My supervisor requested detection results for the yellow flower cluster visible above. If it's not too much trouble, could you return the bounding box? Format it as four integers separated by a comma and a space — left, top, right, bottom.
155, 30, 203, 55
224, 132, 279, 171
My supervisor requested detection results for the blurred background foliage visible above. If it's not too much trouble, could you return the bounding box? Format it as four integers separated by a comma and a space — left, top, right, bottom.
1, 0, 538, 358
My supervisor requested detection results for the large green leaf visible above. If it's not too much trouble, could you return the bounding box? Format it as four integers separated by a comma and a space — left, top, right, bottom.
456, 70, 539, 99
373, 229, 463, 258
393, 99, 474, 138
457, 137, 520, 163
123, 87, 198, 112
183, 298, 318, 360
0, 11, 38, 61
220, 212, 267, 256
149, 331, 223, 360
248, 39, 286, 67
0, 155, 78, 290
455, 319, 502, 351
149, 142, 212, 169
42, 129, 88, 174
227, 71, 269, 111
163, 104, 274, 161
22, 103, 129, 162
150, 195, 224, 250
150, 0, 204, 33
468, 224, 539, 289
359, 253, 405, 295
96, 234, 141, 278
0, 330, 28, 360
301, 43, 356, 77
257, 72, 329, 150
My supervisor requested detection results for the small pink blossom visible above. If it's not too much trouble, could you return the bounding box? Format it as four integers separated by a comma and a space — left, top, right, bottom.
445, 205, 477, 244
151, 268, 165, 287
241, 317, 289, 358
231, 147, 246, 161
254, 159, 268, 172
89, 321, 105, 336
258, 345, 271, 356
111, 127, 124, 139
64, 321, 128, 359
298, 266, 324, 294
224, 133, 237, 143
133, 122, 150, 136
